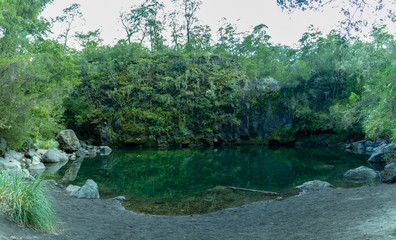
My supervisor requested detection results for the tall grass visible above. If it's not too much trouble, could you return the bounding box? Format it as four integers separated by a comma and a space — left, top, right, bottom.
0, 170, 57, 232
36, 139, 59, 149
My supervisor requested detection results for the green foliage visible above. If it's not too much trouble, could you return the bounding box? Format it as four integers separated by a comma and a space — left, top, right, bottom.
36, 139, 59, 149
0, 171, 57, 232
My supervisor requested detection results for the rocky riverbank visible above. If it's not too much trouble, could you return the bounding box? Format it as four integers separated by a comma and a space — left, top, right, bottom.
342, 139, 396, 184
0, 129, 112, 181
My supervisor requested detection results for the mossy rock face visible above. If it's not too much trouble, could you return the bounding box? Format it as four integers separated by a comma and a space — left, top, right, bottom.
268, 130, 296, 144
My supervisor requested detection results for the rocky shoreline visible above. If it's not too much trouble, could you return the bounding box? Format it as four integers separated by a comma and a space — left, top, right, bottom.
342, 139, 396, 184
0, 129, 112, 183
0, 130, 396, 239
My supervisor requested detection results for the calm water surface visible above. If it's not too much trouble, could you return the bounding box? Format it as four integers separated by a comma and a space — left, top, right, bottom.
55, 146, 369, 198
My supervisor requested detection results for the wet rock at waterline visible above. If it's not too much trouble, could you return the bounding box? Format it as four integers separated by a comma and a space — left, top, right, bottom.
28, 162, 46, 175
367, 143, 396, 164
56, 129, 81, 153
78, 179, 100, 199
380, 162, 396, 183
297, 180, 334, 195
41, 149, 68, 163
99, 146, 112, 155
66, 179, 100, 199
343, 166, 378, 183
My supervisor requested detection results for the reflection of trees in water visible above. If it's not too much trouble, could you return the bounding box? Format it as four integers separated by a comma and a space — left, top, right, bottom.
68, 147, 368, 198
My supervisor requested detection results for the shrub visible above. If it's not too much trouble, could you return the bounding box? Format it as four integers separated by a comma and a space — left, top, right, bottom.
0, 170, 57, 232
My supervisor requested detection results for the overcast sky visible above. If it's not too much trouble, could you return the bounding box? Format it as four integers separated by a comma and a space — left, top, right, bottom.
41, 0, 393, 48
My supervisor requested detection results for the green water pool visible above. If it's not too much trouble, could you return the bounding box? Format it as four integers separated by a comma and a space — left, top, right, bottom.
52, 146, 369, 202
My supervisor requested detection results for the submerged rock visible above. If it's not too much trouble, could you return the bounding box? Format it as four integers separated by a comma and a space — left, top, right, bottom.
56, 129, 81, 153
297, 180, 334, 195
344, 166, 378, 183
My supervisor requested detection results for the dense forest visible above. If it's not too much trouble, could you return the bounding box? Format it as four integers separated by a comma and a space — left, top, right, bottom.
0, 0, 395, 148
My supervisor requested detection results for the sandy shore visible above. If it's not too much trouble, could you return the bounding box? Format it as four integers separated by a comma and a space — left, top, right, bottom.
1, 182, 396, 240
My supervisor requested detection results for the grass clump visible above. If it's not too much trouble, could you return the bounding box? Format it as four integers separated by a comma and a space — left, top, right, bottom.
36, 139, 59, 149
0, 170, 57, 232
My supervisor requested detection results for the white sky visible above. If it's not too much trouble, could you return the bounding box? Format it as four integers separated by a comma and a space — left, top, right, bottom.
41, 0, 394, 48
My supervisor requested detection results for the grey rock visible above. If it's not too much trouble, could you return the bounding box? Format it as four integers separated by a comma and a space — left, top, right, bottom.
366, 147, 374, 154
4, 150, 23, 162
79, 140, 87, 149
0, 157, 21, 171
56, 129, 81, 153
115, 196, 127, 202
36, 149, 47, 156
380, 162, 396, 183
32, 155, 41, 165
357, 142, 365, 154
99, 146, 112, 155
42, 149, 68, 163
66, 185, 81, 197
368, 143, 396, 164
28, 162, 46, 175
344, 166, 378, 183
45, 179, 58, 186
24, 149, 36, 158
75, 149, 87, 158
86, 149, 97, 158
368, 152, 386, 164
0, 138, 8, 156
69, 154, 77, 161
76, 179, 99, 199
297, 180, 334, 194
365, 140, 374, 147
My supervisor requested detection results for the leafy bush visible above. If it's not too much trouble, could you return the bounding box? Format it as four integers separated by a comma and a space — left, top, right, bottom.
0, 171, 57, 232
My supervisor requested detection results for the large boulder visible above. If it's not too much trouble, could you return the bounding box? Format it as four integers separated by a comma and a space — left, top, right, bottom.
56, 130, 81, 153
380, 162, 396, 183
343, 166, 378, 183
0, 157, 21, 171
297, 180, 334, 195
41, 149, 68, 163
4, 150, 23, 162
